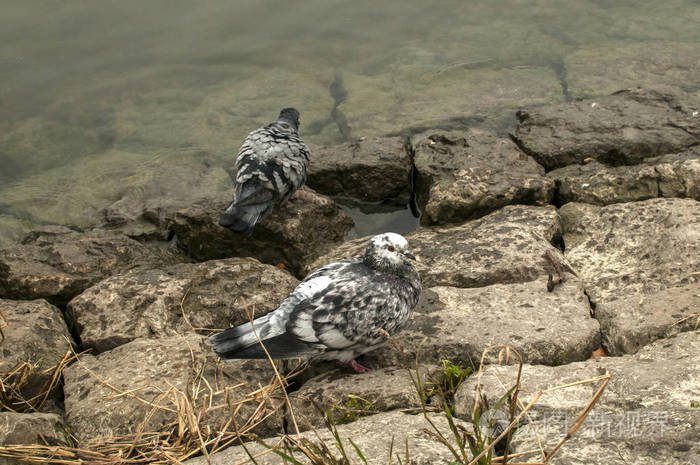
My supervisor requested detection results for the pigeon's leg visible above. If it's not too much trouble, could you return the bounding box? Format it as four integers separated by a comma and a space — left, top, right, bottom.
349, 359, 372, 373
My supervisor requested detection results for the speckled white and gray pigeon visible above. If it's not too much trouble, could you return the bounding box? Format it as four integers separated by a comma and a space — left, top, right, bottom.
210, 233, 421, 373
219, 108, 309, 236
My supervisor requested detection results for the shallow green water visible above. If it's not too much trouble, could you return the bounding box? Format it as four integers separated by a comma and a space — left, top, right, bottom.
1, 0, 698, 237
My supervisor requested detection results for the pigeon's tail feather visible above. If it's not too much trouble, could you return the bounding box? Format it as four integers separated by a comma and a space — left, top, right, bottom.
219, 204, 264, 237
210, 320, 267, 358
219, 183, 274, 236
210, 323, 315, 360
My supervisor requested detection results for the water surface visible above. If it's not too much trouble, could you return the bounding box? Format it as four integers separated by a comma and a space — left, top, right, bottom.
1, 0, 698, 238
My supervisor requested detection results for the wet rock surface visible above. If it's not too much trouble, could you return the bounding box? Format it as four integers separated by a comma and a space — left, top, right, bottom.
307, 136, 412, 205
99, 154, 232, 241
548, 147, 700, 205
453, 331, 700, 464
182, 410, 471, 465
0, 227, 185, 306
62, 334, 285, 442
364, 274, 599, 368
0, 299, 74, 409
513, 86, 700, 170
308, 204, 568, 288
561, 198, 700, 354
411, 129, 554, 225
67, 258, 298, 353
169, 187, 353, 276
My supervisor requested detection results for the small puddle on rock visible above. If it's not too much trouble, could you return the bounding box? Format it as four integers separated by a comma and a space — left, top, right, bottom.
334, 197, 420, 239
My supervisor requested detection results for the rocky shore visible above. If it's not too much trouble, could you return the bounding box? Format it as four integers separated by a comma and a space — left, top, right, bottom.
1, 85, 699, 464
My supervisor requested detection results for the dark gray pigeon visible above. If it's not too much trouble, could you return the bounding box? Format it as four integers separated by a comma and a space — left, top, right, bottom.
210, 233, 421, 373
219, 108, 310, 236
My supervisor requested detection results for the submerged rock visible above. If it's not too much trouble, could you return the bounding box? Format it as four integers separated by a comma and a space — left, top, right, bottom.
0, 299, 74, 410
411, 129, 554, 225
561, 198, 700, 355
566, 41, 700, 99
307, 205, 568, 289
307, 136, 412, 205
99, 152, 232, 241
513, 86, 700, 170
549, 147, 700, 205
170, 187, 353, 276
67, 257, 298, 353
63, 334, 286, 442
0, 227, 184, 306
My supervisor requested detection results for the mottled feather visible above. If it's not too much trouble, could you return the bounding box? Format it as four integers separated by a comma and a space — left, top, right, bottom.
219, 108, 310, 236
210, 233, 421, 365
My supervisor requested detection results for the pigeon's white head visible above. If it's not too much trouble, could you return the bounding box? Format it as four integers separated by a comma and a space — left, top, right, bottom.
363, 232, 417, 277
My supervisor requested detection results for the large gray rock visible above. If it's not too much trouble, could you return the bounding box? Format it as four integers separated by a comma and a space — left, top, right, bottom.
454, 331, 700, 465
0, 299, 74, 411
307, 205, 570, 289
513, 86, 700, 170
170, 187, 353, 277
549, 147, 700, 205
307, 137, 412, 205
561, 198, 700, 355
0, 412, 68, 465
183, 410, 471, 465
67, 258, 299, 353
289, 366, 434, 429
0, 227, 185, 306
412, 129, 554, 225
365, 274, 599, 368
63, 334, 286, 442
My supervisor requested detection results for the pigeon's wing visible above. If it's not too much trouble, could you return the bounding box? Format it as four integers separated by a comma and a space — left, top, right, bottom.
285, 262, 409, 351
212, 259, 361, 359
233, 125, 309, 202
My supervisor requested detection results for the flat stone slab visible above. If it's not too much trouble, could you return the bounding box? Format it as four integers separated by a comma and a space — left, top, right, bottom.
561, 198, 700, 354
288, 366, 433, 429
307, 205, 570, 289
307, 136, 412, 205
412, 129, 553, 225
170, 187, 353, 277
0, 299, 74, 409
63, 334, 286, 442
364, 274, 599, 368
454, 331, 700, 464
183, 410, 471, 465
0, 227, 185, 306
596, 283, 699, 356
513, 86, 700, 170
548, 147, 700, 205
67, 257, 299, 353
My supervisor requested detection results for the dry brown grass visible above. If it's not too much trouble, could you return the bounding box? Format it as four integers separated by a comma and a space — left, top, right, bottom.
0, 345, 303, 465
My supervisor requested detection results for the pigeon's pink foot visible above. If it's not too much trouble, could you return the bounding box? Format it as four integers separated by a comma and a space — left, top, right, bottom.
349, 359, 372, 373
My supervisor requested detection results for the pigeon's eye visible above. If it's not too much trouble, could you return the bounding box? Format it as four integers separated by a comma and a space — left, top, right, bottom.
387, 245, 395, 252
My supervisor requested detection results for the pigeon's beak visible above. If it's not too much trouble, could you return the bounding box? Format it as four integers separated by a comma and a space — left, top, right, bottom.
402, 251, 417, 261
